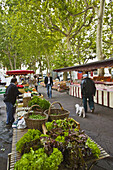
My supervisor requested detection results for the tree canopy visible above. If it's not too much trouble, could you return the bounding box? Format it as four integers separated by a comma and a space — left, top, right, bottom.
0, 0, 112, 72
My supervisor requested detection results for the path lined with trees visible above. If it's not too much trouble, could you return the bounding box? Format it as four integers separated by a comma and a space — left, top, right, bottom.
0, 0, 112, 78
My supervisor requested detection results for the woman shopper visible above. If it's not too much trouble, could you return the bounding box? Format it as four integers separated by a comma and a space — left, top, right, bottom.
33, 75, 38, 91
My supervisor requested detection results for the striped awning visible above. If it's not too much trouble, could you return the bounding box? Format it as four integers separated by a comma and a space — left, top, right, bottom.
6, 70, 35, 75
53, 58, 113, 72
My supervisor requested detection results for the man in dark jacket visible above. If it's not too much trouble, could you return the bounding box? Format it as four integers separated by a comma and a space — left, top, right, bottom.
4, 77, 21, 125
44, 73, 53, 98
81, 74, 96, 113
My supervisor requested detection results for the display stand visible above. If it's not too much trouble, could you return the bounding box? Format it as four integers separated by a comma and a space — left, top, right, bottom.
7, 126, 110, 170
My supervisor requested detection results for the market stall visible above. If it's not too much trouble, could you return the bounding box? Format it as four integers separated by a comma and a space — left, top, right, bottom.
53, 58, 113, 108
5, 69, 35, 87
69, 84, 113, 108
6, 92, 110, 169
53, 58, 113, 73
52, 80, 69, 92
6, 70, 42, 96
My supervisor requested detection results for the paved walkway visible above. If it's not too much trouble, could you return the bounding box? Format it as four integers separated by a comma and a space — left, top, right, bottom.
0, 94, 13, 170
0, 85, 113, 170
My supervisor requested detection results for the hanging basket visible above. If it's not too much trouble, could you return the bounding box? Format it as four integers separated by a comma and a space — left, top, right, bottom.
44, 101, 70, 121
24, 104, 48, 130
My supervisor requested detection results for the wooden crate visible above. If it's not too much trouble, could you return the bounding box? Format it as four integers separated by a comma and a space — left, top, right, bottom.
23, 97, 31, 107
68, 117, 80, 129
42, 117, 80, 135
7, 123, 110, 170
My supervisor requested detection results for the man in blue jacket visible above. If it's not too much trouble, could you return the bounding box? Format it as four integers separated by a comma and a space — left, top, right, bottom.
81, 74, 96, 113
4, 77, 21, 126
44, 73, 53, 98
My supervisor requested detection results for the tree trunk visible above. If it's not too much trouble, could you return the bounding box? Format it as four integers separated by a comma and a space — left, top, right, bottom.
45, 53, 50, 73
77, 41, 80, 64
96, 0, 105, 76
67, 35, 70, 50
63, 72, 67, 81
69, 71, 72, 80
8, 53, 13, 70
14, 53, 17, 70
63, 35, 70, 81
5, 46, 13, 70
39, 58, 43, 77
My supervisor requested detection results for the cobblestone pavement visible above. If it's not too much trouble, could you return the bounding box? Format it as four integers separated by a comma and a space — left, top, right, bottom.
0, 85, 113, 170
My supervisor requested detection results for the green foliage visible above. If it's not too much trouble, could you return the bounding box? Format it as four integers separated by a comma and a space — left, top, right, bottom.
16, 129, 41, 153
40, 134, 49, 138
0, 0, 112, 71
15, 119, 101, 169
86, 137, 101, 158
46, 118, 78, 131
45, 122, 53, 131
28, 96, 50, 111
24, 88, 33, 92
28, 96, 41, 107
38, 98, 50, 110
102, 1, 113, 58
29, 114, 46, 120
55, 136, 65, 143
14, 148, 63, 170
45, 120, 101, 169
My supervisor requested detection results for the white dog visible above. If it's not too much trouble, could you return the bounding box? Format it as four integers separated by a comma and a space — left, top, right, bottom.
75, 104, 86, 118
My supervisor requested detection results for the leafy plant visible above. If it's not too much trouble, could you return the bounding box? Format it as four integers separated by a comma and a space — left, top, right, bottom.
14, 148, 63, 170
45, 122, 53, 131
55, 136, 65, 143
45, 119, 101, 169
86, 138, 101, 158
28, 96, 41, 107
16, 129, 41, 153
46, 118, 78, 131
20, 138, 43, 155
42, 128, 90, 169
29, 114, 46, 120
28, 96, 50, 111
38, 98, 50, 110
15, 120, 100, 169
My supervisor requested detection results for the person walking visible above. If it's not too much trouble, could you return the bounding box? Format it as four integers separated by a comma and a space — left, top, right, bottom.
37, 74, 40, 91
81, 74, 96, 113
33, 75, 38, 91
4, 77, 21, 126
44, 73, 53, 98
33, 74, 40, 91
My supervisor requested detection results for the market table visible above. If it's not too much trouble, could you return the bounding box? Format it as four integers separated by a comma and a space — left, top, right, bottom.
94, 81, 113, 86
69, 84, 113, 108
7, 126, 110, 170
104, 82, 113, 86
7, 128, 28, 170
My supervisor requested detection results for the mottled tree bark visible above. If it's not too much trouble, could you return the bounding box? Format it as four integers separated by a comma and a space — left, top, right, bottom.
96, 0, 105, 76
